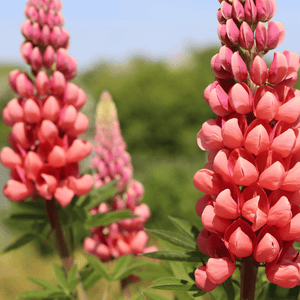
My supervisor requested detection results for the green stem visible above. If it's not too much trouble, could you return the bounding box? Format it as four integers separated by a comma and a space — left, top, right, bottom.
44, 199, 87, 300
240, 256, 259, 300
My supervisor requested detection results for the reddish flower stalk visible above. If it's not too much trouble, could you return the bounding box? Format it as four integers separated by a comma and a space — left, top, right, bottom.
194, 1, 300, 299
84, 92, 157, 264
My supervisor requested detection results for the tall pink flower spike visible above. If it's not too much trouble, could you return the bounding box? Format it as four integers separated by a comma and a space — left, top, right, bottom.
195, 0, 300, 292
1, 0, 93, 207
83, 91, 157, 262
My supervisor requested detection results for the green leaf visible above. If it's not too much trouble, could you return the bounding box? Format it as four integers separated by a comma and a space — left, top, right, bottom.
148, 229, 196, 250
53, 263, 67, 290
67, 278, 80, 293
82, 271, 102, 291
111, 255, 133, 280
27, 277, 61, 292
170, 262, 192, 282
168, 216, 199, 240
142, 250, 204, 262
141, 289, 171, 300
9, 213, 47, 221
113, 261, 149, 281
18, 290, 66, 299
192, 290, 207, 298
150, 277, 199, 292
85, 210, 136, 228
67, 264, 78, 285
222, 277, 235, 300
11, 200, 45, 212
84, 254, 110, 280
2, 233, 36, 253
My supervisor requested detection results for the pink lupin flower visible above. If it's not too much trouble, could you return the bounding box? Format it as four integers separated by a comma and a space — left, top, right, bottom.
1, 0, 93, 206
83, 91, 156, 262
194, 0, 300, 292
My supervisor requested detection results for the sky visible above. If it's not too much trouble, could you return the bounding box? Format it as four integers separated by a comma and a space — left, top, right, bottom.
1, 0, 300, 70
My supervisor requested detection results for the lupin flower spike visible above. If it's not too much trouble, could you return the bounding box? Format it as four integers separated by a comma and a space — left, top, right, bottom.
83, 91, 157, 262
194, 0, 300, 297
1, 0, 93, 207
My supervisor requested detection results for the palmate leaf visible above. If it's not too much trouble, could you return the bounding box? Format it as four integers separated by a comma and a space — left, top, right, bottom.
85, 210, 136, 228
18, 290, 67, 299
147, 229, 196, 250
142, 250, 204, 262
168, 216, 200, 240
84, 254, 110, 280
140, 288, 172, 300
150, 277, 199, 292
2, 233, 36, 253
27, 277, 61, 292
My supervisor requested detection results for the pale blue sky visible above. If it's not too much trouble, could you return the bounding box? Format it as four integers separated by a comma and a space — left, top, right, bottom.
1, 0, 300, 69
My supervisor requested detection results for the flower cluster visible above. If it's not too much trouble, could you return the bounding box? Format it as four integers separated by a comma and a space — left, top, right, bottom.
194, 0, 300, 291
0, 0, 93, 207
83, 92, 157, 262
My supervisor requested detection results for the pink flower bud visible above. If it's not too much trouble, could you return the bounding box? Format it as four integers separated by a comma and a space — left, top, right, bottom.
38, 120, 59, 143
63, 82, 79, 105
15, 73, 34, 98
5, 98, 24, 125
74, 88, 87, 110
266, 261, 300, 289
231, 51, 248, 82
206, 258, 236, 284
68, 174, 93, 196
51, 71, 66, 95
48, 146, 66, 167
59, 29, 70, 48
42, 96, 60, 122
46, 10, 55, 28
267, 21, 285, 49
226, 19, 240, 45
28, 5, 38, 22
244, 0, 257, 23
194, 266, 219, 292
9, 70, 21, 93
0, 147, 22, 169
31, 47, 43, 71
219, 46, 233, 72
217, 23, 232, 45
250, 55, 268, 85
130, 230, 149, 253
40, 24, 51, 46
31, 22, 41, 44
11, 122, 30, 149
215, 188, 240, 219
50, 26, 61, 48
35, 71, 50, 95
211, 54, 233, 80
56, 48, 69, 72
225, 219, 255, 257
24, 151, 44, 181
244, 120, 271, 155
24, 98, 41, 123
267, 194, 292, 227
58, 105, 77, 129
66, 139, 92, 163
38, 9, 47, 26
256, 0, 276, 22
268, 52, 288, 85
208, 84, 233, 116
3, 179, 34, 202
232, 0, 245, 22
21, 20, 33, 40
193, 169, 223, 195
284, 51, 300, 80
197, 119, 223, 151
217, 9, 226, 24
20, 42, 33, 64
229, 82, 253, 114
64, 56, 78, 80
54, 12, 64, 27
276, 96, 300, 123
43, 45, 55, 68
67, 112, 89, 136
83, 237, 97, 254
281, 162, 300, 192
213, 149, 232, 183
254, 87, 279, 122
220, 1, 232, 20
54, 186, 75, 207
277, 207, 300, 240
255, 22, 268, 51
239, 22, 254, 50
222, 114, 246, 149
